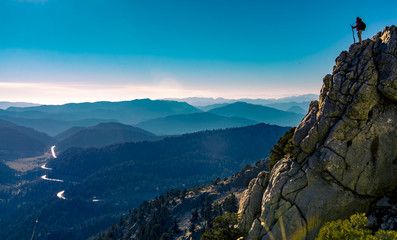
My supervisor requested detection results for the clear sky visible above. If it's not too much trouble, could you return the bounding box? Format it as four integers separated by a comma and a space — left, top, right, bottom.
0, 0, 396, 104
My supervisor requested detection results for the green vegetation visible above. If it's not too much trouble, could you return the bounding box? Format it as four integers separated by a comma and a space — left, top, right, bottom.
222, 194, 238, 213
94, 189, 186, 240
316, 213, 397, 240
91, 160, 265, 240
268, 127, 296, 170
94, 190, 241, 240
0, 162, 17, 184
201, 213, 246, 240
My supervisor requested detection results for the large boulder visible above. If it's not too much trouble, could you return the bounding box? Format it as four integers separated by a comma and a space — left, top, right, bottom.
239, 25, 397, 240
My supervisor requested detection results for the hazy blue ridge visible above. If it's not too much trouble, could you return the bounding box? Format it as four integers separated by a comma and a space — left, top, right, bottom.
240, 94, 318, 105
0, 119, 55, 160
0, 127, 47, 160
135, 112, 257, 135
0, 116, 116, 136
56, 122, 161, 152
195, 100, 312, 114
0, 101, 40, 110
0, 119, 55, 146
163, 94, 318, 106
208, 102, 304, 127
54, 126, 87, 141
287, 105, 307, 115
196, 103, 231, 112
263, 101, 312, 113
5, 99, 202, 124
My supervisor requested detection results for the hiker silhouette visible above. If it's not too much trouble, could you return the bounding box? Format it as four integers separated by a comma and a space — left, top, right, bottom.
351, 17, 366, 44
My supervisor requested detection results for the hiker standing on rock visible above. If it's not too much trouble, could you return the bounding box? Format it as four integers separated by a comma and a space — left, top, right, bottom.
351, 17, 366, 44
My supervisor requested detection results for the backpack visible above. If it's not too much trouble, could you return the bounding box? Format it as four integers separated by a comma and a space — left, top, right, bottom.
359, 21, 366, 31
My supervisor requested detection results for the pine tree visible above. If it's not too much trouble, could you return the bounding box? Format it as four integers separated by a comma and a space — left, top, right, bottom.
172, 218, 181, 235
191, 209, 199, 223
189, 222, 195, 233
222, 193, 238, 213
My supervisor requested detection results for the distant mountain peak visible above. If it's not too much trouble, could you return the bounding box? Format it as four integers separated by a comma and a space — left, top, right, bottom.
163, 95, 318, 106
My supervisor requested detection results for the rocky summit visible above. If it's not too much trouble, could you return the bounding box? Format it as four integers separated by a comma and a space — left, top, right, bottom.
238, 25, 397, 240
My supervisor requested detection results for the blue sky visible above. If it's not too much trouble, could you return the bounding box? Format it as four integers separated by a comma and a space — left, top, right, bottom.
0, 0, 396, 104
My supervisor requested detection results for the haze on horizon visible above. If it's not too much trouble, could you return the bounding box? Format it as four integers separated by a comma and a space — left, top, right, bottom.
1, 0, 396, 105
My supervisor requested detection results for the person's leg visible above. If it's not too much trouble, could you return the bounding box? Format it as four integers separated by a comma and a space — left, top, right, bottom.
358, 30, 362, 43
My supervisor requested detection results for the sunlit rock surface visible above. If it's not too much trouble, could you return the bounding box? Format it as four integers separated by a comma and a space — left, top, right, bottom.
239, 25, 397, 240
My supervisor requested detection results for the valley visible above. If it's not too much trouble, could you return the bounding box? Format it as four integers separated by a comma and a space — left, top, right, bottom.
0, 106, 293, 239
5, 155, 48, 172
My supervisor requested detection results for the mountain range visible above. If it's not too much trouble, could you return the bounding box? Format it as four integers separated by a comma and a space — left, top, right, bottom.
163, 94, 318, 106
134, 101, 305, 136
0, 99, 306, 136
5, 99, 201, 124
0, 99, 201, 135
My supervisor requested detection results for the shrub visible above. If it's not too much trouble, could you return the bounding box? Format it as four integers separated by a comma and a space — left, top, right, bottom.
316, 213, 397, 240
268, 127, 296, 170
222, 194, 238, 213
201, 213, 246, 240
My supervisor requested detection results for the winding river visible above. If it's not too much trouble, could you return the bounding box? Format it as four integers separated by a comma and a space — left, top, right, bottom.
40, 145, 100, 202
40, 146, 66, 199
51, 145, 57, 158
56, 190, 66, 200
40, 175, 64, 182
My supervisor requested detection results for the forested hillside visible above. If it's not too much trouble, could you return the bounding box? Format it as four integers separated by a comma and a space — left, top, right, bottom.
56, 122, 161, 152
92, 160, 269, 240
0, 128, 47, 160
49, 123, 286, 180
0, 162, 17, 184
135, 112, 257, 135
0, 119, 55, 145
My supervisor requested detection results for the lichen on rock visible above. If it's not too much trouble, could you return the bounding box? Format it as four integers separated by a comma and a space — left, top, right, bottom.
238, 25, 397, 240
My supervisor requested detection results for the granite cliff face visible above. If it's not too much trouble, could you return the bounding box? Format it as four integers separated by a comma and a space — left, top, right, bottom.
239, 25, 397, 240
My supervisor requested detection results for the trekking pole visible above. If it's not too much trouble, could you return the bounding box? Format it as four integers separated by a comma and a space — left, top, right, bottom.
350, 23, 356, 43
